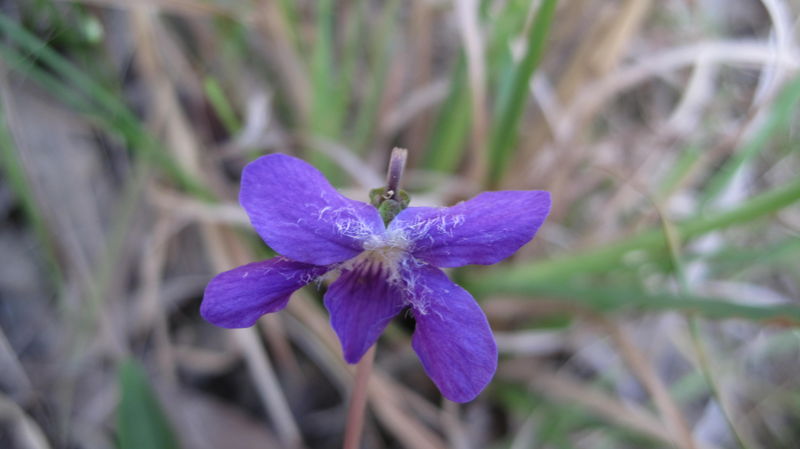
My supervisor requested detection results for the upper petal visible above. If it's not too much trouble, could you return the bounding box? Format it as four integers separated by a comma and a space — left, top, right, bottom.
389, 191, 551, 267
409, 265, 497, 403
324, 258, 406, 363
240, 154, 384, 265
201, 257, 327, 328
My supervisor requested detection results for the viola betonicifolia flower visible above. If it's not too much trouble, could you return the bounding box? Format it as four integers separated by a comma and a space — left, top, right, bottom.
201, 152, 551, 402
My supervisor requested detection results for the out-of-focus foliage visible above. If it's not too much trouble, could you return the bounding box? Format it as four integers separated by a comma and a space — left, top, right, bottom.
1, 1, 799, 448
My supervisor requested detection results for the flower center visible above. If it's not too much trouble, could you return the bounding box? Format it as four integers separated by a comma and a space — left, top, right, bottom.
331, 230, 409, 285
361, 229, 408, 252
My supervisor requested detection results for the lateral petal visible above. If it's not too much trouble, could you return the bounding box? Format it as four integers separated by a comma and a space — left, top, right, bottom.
201, 257, 327, 328
389, 190, 551, 267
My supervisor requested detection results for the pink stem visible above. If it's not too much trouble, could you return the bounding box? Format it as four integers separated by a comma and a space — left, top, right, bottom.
343, 345, 376, 449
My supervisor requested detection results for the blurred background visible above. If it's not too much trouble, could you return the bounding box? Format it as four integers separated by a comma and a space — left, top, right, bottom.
1, 0, 800, 448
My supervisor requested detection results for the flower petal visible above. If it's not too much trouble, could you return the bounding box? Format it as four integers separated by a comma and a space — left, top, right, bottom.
201, 257, 327, 328
409, 265, 497, 402
389, 191, 551, 267
324, 260, 406, 363
240, 154, 384, 265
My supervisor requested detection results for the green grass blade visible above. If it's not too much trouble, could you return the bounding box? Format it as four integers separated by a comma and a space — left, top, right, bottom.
337, 0, 367, 132
657, 143, 703, 199
0, 101, 63, 286
309, 0, 337, 137
203, 76, 240, 134
423, 0, 532, 174
276, 0, 302, 50
487, 0, 557, 186
705, 236, 800, 278
474, 175, 800, 291
117, 359, 181, 449
479, 282, 800, 324
351, 0, 401, 154
423, 60, 471, 172
700, 75, 800, 209
485, 0, 532, 65
0, 14, 211, 198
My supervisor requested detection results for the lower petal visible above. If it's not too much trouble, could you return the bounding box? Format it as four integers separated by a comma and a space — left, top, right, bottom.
324, 260, 406, 363
409, 265, 497, 402
201, 257, 327, 328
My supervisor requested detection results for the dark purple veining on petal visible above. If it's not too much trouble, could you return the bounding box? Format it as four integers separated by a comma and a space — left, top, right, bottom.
324, 254, 406, 363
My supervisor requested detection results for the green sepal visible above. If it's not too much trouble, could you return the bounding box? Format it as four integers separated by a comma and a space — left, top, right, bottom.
369, 187, 384, 207
378, 199, 403, 225
370, 188, 410, 225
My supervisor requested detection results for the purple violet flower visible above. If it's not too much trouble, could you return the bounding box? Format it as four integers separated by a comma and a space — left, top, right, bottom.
201, 154, 551, 402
